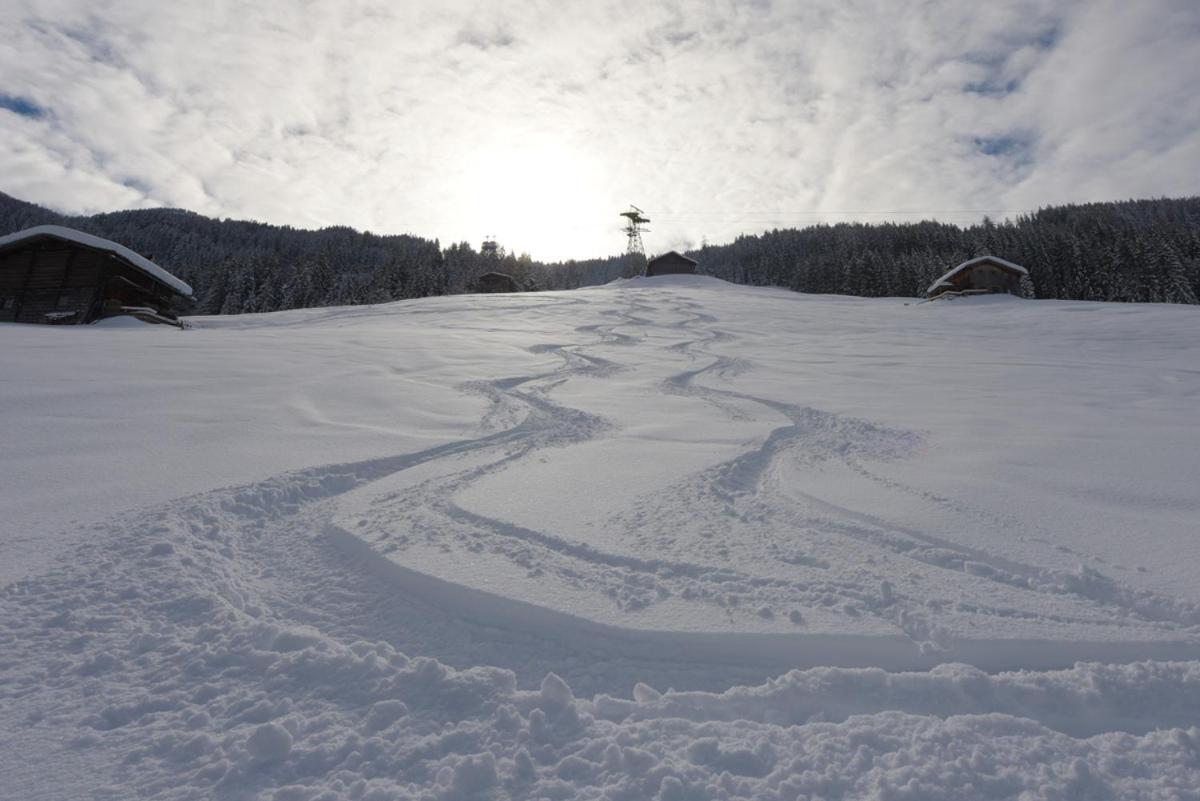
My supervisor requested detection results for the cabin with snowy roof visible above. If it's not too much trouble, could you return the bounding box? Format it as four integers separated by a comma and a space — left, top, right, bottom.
645, 251, 698, 277
926, 256, 1027, 299
0, 226, 193, 326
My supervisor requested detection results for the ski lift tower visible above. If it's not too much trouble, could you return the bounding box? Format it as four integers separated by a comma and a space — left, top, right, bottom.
481, 234, 500, 258
620, 205, 650, 258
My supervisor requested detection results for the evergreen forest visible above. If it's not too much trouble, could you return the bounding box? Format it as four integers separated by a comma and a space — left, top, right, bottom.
2, 192, 1197, 313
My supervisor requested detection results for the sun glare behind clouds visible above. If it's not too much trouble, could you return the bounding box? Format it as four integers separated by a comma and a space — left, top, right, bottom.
459, 136, 615, 260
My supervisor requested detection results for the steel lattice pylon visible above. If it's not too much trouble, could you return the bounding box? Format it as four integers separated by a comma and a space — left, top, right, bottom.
619, 204, 650, 257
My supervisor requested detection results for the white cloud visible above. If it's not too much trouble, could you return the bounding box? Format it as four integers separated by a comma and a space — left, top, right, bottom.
1, 0, 1197, 260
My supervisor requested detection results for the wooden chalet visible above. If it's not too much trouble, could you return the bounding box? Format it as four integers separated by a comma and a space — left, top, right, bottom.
645, 251, 698, 277
0, 226, 193, 326
474, 271, 519, 293
927, 256, 1027, 299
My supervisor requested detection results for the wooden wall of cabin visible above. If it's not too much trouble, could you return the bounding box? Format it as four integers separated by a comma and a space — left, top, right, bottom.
646, 255, 697, 276
475, 274, 518, 293
103, 260, 176, 315
965, 265, 1021, 293
0, 243, 106, 324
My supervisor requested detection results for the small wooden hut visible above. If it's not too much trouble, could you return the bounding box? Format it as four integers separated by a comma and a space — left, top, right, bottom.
0, 225, 193, 325
926, 256, 1027, 299
645, 251, 698, 277
474, 271, 519, 293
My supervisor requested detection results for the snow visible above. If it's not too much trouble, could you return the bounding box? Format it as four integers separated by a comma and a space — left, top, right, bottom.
0, 224, 195, 297
927, 255, 1029, 294
2, 277, 1199, 798
90, 313, 156, 328
245, 723, 294, 763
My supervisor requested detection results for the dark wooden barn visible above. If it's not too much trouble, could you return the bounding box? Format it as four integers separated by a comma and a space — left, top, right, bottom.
927, 256, 1027, 299
0, 226, 193, 326
645, 251, 698, 277
474, 271, 519, 293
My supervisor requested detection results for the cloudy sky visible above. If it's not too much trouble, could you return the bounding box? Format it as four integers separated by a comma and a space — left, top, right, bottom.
2, 0, 1198, 261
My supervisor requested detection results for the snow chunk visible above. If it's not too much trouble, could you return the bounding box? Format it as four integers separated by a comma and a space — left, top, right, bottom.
444, 752, 497, 798
245, 722, 292, 763
633, 682, 662, 702
540, 672, 574, 708
658, 775, 686, 801
147, 542, 174, 557
363, 700, 408, 732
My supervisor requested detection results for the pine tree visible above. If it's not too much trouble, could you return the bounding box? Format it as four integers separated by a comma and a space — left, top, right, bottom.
196, 268, 230, 315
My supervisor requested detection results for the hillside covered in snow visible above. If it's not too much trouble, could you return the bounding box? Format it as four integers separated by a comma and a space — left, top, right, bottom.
2, 276, 1199, 800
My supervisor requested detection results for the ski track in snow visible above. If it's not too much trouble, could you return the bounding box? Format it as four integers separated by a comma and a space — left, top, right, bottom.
332, 287, 1200, 666
3, 279, 1200, 799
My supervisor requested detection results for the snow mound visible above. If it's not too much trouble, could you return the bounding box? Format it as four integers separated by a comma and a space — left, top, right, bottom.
604, 273, 734, 289
91, 314, 153, 328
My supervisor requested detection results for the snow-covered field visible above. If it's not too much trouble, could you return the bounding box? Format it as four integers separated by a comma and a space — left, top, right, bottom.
3, 276, 1199, 800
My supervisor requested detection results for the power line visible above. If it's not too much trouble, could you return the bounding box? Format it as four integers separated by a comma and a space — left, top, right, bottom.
646, 209, 1031, 218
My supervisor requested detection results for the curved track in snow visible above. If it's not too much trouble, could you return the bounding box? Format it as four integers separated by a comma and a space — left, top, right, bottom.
299, 285, 1199, 676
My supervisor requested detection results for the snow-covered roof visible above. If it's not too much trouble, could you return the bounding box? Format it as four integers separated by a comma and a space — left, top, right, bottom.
0, 225, 194, 297
927, 255, 1027, 294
